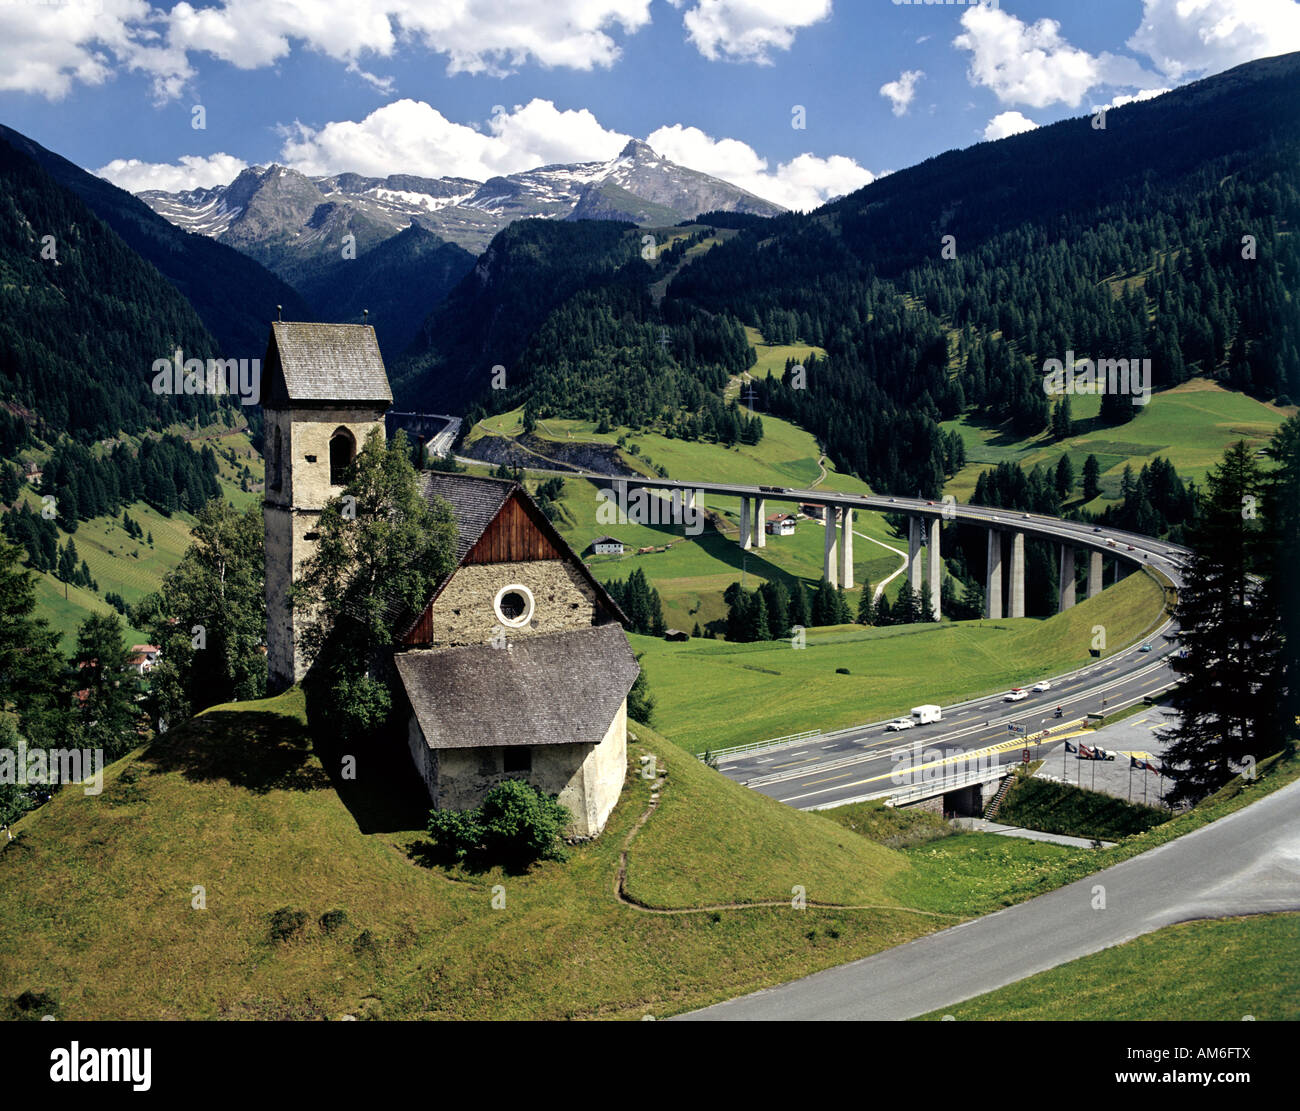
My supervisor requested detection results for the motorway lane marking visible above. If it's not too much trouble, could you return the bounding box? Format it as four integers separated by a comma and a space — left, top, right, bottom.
738, 658, 1179, 786
776, 727, 1101, 804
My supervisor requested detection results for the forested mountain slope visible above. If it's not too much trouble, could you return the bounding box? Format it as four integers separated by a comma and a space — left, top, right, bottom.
398, 53, 1300, 498
0, 138, 221, 441
0, 124, 310, 359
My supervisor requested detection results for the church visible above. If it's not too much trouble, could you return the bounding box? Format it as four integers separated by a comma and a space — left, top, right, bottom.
260, 321, 639, 837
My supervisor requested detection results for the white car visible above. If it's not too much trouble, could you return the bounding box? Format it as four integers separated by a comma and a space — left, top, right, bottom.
1004, 689, 1028, 702
1032, 681, 1052, 692
884, 717, 915, 731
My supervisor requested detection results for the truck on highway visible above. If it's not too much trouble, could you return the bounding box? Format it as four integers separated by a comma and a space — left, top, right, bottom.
910, 704, 942, 725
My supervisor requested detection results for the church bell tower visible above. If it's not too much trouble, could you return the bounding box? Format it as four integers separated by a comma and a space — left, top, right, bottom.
261, 322, 392, 692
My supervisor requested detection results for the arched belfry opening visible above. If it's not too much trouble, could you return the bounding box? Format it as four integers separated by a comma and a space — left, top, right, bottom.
329, 427, 356, 486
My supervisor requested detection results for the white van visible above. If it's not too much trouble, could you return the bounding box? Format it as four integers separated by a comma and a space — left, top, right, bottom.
910, 704, 942, 725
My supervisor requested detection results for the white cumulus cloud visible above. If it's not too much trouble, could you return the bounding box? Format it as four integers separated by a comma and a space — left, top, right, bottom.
0, 0, 182, 101
95, 152, 250, 193
276, 98, 631, 180
0, 0, 655, 100
646, 123, 874, 211
1128, 0, 1300, 81
1094, 87, 1171, 113
953, 5, 1159, 109
880, 69, 924, 116
269, 102, 874, 211
669, 0, 832, 63
982, 111, 1039, 141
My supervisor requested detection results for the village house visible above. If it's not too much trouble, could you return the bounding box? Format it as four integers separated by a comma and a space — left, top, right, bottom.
261, 322, 639, 838
766, 512, 797, 536
584, 535, 626, 555
127, 645, 161, 676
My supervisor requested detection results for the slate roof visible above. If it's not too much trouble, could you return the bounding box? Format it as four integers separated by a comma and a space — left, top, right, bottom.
421, 472, 516, 562
394, 624, 640, 750
264, 322, 393, 406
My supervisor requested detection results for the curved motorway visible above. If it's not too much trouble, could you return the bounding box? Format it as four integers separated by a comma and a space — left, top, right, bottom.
577, 476, 1191, 809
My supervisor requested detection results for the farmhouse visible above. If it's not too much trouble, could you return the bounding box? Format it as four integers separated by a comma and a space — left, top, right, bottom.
127, 644, 160, 676
584, 535, 626, 555
262, 322, 640, 838
766, 512, 796, 536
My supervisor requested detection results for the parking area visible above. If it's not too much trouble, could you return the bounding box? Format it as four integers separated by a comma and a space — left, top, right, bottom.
1034, 707, 1176, 807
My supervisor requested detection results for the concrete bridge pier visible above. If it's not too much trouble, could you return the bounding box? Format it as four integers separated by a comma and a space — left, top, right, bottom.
739, 496, 752, 551
838, 508, 854, 589
1088, 550, 1103, 598
1059, 545, 1076, 612
754, 497, 766, 548
670, 488, 683, 525
1009, 532, 1026, 619
908, 517, 923, 594
985, 529, 1003, 619
823, 507, 839, 587
928, 517, 941, 620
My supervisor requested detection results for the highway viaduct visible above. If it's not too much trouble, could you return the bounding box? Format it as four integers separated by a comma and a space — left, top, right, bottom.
563, 470, 1190, 813
583, 473, 1189, 619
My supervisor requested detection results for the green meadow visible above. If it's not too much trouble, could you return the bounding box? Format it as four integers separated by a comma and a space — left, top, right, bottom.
629, 569, 1167, 753
14, 418, 263, 650
943, 377, 1290, 505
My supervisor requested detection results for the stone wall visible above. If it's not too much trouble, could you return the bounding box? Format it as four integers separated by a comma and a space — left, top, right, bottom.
420, 559, 602, 648
263, 404, 385, 688
412, 698, 628, 838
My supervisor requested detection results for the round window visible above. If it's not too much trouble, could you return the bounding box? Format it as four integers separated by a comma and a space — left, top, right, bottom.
494, 584, 535, 628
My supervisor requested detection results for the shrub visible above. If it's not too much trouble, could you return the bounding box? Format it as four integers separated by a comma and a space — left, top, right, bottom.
319, 909, 348, 935
268, 907, 309, 943
426, 779, 573, 867
7, 989, 59, 1020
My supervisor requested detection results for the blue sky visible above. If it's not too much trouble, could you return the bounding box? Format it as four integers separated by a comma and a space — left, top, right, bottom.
1, 0, 1297, 209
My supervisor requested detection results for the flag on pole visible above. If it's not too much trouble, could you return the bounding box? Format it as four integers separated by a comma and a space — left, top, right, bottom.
1079, 743, 1094, 759
1130, 754, 1143, 768
1145, 761, 1161, 775
1065, 740, 1078, 753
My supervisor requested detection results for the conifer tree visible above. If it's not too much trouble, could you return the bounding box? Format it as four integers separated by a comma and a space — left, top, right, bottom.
1165, 442, 1277, 805
857, 585, 875, 625
1082, 454, 1101, 501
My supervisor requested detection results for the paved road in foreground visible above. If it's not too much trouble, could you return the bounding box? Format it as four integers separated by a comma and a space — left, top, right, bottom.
679, 778, 1300, 1020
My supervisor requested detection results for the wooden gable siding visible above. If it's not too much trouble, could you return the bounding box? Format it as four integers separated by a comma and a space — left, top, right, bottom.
464, 493, 564, 564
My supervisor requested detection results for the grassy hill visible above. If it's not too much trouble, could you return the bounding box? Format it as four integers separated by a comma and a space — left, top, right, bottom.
632, 569, 1167, 753
943, 378, 1292, 506
2, 687, 1293, 1020
0, 689, 1055, 1020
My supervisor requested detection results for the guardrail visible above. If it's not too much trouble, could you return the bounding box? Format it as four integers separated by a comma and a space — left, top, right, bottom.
701, 729, 821, 762
803, 762, 1014, 812
881, 763, 1012, 809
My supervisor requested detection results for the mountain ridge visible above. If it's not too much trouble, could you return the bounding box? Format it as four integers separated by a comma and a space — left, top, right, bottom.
134, 139, 785, 278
